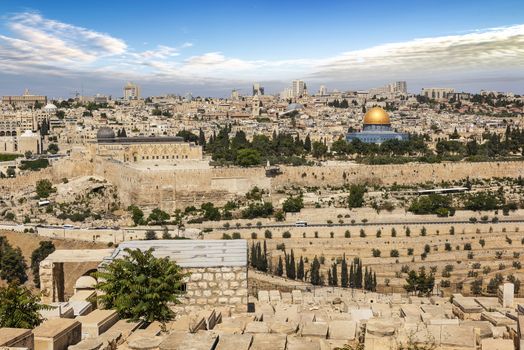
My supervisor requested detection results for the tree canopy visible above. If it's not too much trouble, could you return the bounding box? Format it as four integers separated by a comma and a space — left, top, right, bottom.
95, 248, 188, 324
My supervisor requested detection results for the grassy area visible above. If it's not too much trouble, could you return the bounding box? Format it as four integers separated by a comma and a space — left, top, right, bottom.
0, 154, 21, 162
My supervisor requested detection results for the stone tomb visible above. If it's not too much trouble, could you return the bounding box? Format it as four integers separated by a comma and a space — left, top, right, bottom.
0, 328, 33, 349
77, 309, 119, 339
104, 240, 248, 312
33, 318, 81, 350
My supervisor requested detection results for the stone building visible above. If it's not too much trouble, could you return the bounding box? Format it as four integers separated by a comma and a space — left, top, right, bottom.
94, 127, 202, 163
346, 107, 408, 144
40, 240, 248, 312
104, 240, 248, 312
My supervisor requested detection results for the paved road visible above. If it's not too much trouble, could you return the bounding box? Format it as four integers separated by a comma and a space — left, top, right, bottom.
214, 218, 524, 231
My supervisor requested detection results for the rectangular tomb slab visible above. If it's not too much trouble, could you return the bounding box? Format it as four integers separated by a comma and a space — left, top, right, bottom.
257, 291, 269, 303
250, 333, 287, 350
0, 328, 33, 349
269, 290, 281, 303
285, 336, 320, 350
214, 334, 252, 350
328, 320, 356, 341
300, 322, 328, 338
481, 338, 514, 350
244, 321, 270, 334
439, 325, 476, 349
159, 331, 218, 350
76, 309, 119, 339
33, 318, 81, 350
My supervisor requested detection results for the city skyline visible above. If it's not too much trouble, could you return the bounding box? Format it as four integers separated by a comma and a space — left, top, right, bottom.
1, 0, 524, 97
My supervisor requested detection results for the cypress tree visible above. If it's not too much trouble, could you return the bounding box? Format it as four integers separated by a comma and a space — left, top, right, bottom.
331, 263, 338, 287
349, 262, 354, 288
297, 256, 304, 280
276, 256, 283, 276
262, 241, 268, 272
304, 134, 312, 152
289, 249, 296, 279
310, 256, 321, 285
340, 254, 348, 288
198, 128, 206, 147
373, 272, 377, 292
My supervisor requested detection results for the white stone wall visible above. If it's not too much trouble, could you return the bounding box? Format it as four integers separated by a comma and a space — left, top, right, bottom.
182, 266, 248, 312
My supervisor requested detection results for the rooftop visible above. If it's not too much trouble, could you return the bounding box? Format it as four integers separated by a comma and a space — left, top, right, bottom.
105, 239, 247, 268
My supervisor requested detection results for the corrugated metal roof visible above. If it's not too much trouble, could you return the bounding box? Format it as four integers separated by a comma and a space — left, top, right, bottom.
105, 240, 247, 268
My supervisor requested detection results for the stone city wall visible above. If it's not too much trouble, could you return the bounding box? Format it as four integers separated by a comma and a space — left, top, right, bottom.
273, 161, 524, 188
174, 266, 248, 313
0, 158, 93, 194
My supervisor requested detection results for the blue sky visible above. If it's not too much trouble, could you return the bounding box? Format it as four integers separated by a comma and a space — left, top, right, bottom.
1, 0, 524, 97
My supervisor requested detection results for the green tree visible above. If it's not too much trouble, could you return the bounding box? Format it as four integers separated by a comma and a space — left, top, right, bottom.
95, 248, 188, 325
310, 256, 322, 285
47, 143, 59, 154
128, 205, 145, 225
275, 256, 283, 276
30, 241, 55, 288
348, 184, 366, 208
282, 196, 304, 213
235, 148, 261, 167
147, 208, 170, 225
312, 141, 328, 159
0, 282, 49, 328
145, 230, 157, 240
297, 256, 304, 280
35, 179, 54, 198
0, 237, 28, 283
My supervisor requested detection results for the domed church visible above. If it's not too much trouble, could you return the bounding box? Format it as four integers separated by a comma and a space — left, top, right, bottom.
346, 107, 408, 144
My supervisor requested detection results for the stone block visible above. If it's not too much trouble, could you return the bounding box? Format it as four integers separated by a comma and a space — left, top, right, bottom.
292, 290, 303, 304
244, 322, 270, 334
77, 309, 119, 339
300, 322, 328, 338
250, 333, 287, 350
269, 290, 281, 302
159, 331, 218, 350
0, 328, 34, 349
481, 338, 513, 350
33, 318, 81, 350
328, 320, 357, 340
215, 334, 252, 350
257, 291, 269, 303
281, 292, 293, 304
286, 336, 320, 350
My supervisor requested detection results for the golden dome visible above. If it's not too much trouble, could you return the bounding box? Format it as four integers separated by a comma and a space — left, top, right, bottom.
363, 107, 390, 125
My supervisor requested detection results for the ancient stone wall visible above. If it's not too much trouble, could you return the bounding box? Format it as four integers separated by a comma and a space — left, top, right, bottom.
182, 266, 248, 312
273, 161, 524, 188
0, 158, 93, 194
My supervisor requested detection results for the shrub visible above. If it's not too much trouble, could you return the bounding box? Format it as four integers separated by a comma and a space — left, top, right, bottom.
232, 232, 241, 239
407, 248, 414, 256
344, 230, 350, 238
282, 231, 291, 239
390, 249, 399, 258
222, 233, 232, 240
251, 232, 258, 239
372, 249, 381, 257
360, 229, 366, 237
264, 230, 272, 239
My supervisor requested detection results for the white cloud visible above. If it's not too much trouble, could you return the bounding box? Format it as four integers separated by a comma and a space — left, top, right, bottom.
0, 11, 523, 90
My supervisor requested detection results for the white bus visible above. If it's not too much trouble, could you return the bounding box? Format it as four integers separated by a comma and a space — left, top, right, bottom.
295, 220, 308, 227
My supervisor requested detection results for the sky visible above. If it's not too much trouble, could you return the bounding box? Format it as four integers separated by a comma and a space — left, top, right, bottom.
0, 0, 524, 98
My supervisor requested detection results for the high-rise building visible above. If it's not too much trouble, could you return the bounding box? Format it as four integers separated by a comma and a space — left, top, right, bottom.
421, 87, 454, 100
123, 82, 140, 100
252, 83, 264, 96
319, 85, 327, 96
394, 81, 407, 94
292, 80, 306, 98
231, 89, 240, 100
